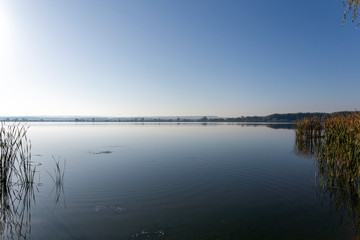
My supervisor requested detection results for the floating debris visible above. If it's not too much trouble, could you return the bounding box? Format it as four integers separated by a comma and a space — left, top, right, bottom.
89, 151, 113, 155
95, 205, 106, 212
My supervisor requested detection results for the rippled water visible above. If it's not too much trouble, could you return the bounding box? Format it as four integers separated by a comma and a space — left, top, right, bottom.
3, 122, 355, 239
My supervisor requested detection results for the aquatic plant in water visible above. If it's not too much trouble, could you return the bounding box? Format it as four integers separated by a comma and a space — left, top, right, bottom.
295, 113, 360, 168
47, 156, 66, 208
0, 122, 35, 188
295, 113, 360, 239
0, 123, 66, 239
321, 114, 360, 176
0, 123, 35, 239
295, 116, 323, 139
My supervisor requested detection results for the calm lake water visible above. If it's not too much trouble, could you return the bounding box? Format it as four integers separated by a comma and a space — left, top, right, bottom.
3, 122, 356, 239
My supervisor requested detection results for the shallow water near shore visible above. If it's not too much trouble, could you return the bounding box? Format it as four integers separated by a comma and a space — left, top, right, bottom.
4, 122, 355, 239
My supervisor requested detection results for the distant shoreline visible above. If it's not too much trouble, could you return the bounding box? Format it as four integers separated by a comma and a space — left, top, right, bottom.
0, 111, 357, 123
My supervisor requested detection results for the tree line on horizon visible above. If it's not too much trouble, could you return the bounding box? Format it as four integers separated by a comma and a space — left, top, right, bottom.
1, 111, 358, 123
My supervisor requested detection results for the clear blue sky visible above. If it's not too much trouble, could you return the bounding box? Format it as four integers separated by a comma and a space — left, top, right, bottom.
1, 0, 359, 117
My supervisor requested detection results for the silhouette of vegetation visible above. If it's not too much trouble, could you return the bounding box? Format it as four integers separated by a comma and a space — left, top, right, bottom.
0, 123, 35, 239
47, 156, 66, 209
343, 0, 360, 26
0, 182, 34, 239
0, 123, 66, 238
47, 156, 65, 187
0, 123, 35, 188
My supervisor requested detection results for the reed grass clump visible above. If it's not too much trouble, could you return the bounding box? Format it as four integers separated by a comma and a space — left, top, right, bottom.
0, 122, 35, 239
295, 117, 323, 139
295, 113, 360, 239
295, 113, 360, 168
295, 113, 360, 190
0, 122, 35, 187
0, 123, 66, 238
322, 114, 360, 165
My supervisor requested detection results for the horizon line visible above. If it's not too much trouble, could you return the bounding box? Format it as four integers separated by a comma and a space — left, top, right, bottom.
0, 110, 357, 119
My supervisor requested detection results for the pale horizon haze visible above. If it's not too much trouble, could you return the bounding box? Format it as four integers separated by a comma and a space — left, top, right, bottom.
1, 0, 359, 118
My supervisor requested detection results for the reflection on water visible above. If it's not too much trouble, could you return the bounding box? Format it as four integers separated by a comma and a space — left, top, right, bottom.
316, 160, 360, 240
0, 163, 65, 239
227, 122, 294, 130
2, 122, 355, 239
295, 137, 360, 239
294, 137, 322, 159
47, 157, 66, 210
0, 184, 33, 239
0, 123, 34, 239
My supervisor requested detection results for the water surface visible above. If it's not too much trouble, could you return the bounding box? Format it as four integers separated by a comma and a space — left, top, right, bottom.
4, 122, 354, 239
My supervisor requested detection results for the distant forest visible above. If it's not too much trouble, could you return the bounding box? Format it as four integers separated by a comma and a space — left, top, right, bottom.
221, 111, 357, 123
0, 111, 357, 123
